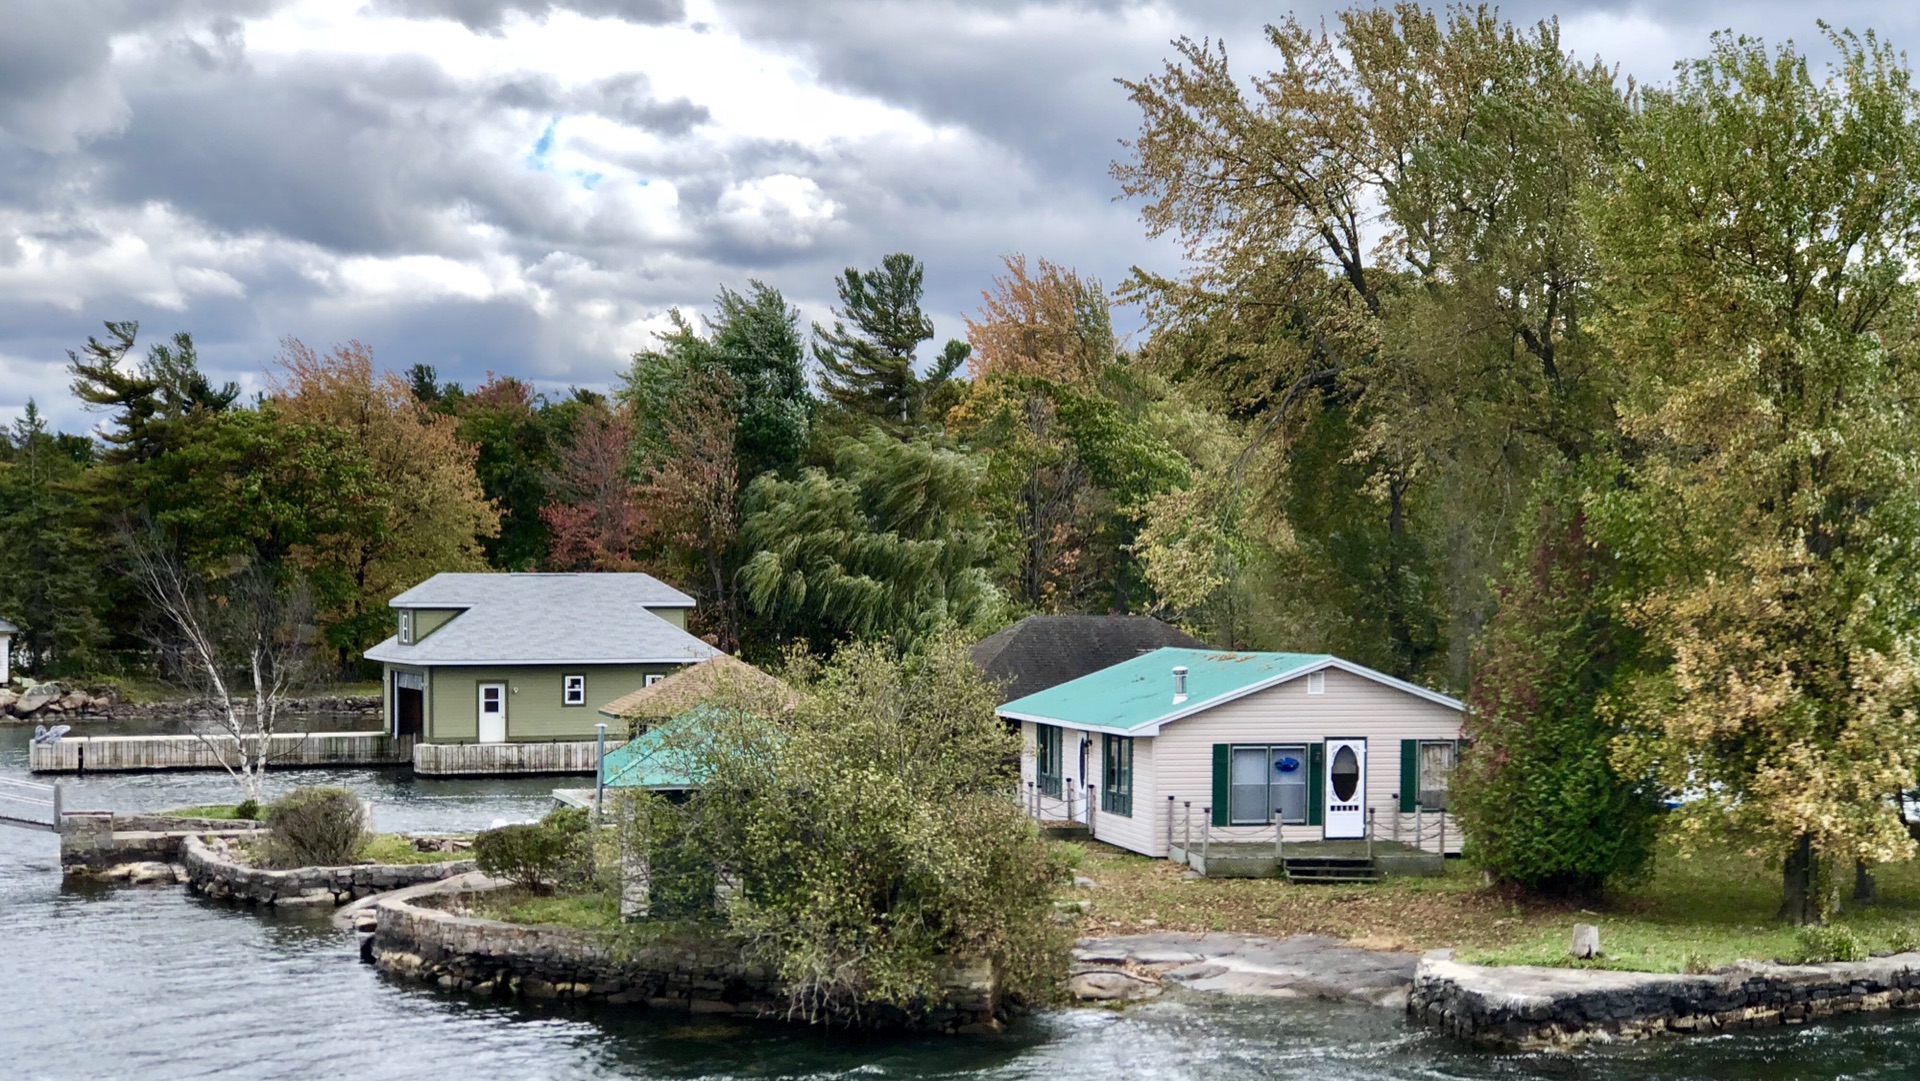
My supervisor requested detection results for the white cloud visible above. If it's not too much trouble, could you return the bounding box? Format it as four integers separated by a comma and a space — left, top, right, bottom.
715, 173, 839, 248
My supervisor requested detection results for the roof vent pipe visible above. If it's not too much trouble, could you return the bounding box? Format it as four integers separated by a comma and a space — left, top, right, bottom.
1172, 665, 1189, 704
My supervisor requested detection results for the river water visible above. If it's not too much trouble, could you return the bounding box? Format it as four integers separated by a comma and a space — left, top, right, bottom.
5, 721, 1920, 1080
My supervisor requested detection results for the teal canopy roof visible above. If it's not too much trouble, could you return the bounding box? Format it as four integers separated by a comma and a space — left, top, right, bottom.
997, 648, 1331, 733
600, 711, 708, 790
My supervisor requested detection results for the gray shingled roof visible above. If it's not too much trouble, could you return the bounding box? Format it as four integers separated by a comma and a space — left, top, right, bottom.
970, 615, 1206, 703
364, 573, 717, 667
0, 616, 16, 634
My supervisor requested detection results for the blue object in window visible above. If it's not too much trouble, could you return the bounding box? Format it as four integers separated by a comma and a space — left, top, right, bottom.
1276, 756, 1301, 774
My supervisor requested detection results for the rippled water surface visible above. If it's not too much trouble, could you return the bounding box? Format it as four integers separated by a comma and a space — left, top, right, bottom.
7, 721, 1920, 1080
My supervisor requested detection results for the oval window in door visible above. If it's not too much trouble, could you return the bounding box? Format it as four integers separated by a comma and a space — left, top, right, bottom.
1331, 745, 1360, 802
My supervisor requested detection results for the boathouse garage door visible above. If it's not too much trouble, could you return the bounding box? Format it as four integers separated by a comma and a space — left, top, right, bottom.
1324, 738, 1367, 840
392, 672, 424, 740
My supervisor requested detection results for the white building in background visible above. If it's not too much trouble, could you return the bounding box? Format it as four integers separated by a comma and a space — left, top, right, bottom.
0, 616, 15, 685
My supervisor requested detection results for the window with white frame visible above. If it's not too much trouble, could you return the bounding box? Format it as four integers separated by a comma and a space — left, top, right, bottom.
1418, 740, 1456, 810
1306, 670, 1325, 694
1230, 744, 1310, 825
398, 610, 413, 645
563, 674, 586, 707
644, 674, 664, 687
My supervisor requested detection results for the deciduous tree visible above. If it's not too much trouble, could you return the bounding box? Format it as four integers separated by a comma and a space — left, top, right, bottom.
1595, 30, 1920, 922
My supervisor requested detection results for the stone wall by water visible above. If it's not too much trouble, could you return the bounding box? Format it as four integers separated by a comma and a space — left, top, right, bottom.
182, 835, 474, 907
58, 811, 263, 872
1410, 953, 1920, 1049
371, 894, 1004, 1033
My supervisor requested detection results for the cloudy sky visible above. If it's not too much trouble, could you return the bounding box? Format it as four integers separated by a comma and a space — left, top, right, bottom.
2, 0, 1911, 434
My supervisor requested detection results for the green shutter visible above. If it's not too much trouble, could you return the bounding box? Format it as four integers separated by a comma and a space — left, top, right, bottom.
1400, 739, 1420, 812
1307, 742, 1325, 826
1211, 744, 1230, 827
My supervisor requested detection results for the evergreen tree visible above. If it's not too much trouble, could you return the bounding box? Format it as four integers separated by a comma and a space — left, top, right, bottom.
813, 253, 968, 432
0, 402, 106, 676
1454, 478, 1658, 897
68, 321, 237, 468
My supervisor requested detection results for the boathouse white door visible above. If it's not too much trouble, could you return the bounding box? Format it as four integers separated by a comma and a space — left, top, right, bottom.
1324, 738, 1366, 839
478, 683, 507, 743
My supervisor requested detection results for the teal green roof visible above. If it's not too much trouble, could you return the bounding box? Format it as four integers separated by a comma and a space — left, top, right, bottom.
600, 711, 708, 790
997, 648, 1331, 732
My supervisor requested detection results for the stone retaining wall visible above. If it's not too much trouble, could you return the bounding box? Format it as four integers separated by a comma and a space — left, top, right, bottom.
58, 811, 262, 872
1410, 953, 1920, 1049
371, 893, 1003, 1033
182, 834, 475, 908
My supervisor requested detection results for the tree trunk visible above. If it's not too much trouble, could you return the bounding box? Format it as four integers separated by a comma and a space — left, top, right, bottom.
1855, 860, 1877, 905
1778, 833, 1818, 924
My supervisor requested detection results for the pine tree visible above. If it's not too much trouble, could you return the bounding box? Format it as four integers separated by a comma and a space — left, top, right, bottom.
0, 401, 106, 675
813, 253, 968, 431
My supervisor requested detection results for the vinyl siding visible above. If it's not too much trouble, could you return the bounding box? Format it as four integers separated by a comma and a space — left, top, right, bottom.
426, 664, 682, 742
647, 606, 689, 631
407, 608, 460, 642
1029, 667, 1463, 857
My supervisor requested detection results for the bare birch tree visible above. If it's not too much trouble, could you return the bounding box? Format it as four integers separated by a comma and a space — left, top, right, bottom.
124, 529, 321, 802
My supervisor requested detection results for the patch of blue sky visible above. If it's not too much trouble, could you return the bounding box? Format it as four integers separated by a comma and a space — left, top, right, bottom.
526, 117, 607, 191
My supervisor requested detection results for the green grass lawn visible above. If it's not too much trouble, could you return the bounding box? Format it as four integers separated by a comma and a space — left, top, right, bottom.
1064, 837, 1920, 973
469, 887, 626, 931
160, 804, 252, 820
357, 833, 474, 865
1462, 843, 1920, 972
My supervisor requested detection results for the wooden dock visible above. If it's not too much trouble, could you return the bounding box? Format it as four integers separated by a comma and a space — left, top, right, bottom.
411, 741, 600, 777
28, 732, 413, 774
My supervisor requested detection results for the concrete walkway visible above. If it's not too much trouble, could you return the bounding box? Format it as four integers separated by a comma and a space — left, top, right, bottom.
330, 870, 509, 930
1071, 931, 1418, 1009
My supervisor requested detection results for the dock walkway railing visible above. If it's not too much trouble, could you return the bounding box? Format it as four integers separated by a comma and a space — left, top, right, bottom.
0, 776, 62, 833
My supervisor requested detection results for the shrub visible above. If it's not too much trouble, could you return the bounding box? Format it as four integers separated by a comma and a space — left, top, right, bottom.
234, 798, 261, 821
1793, 925, 1867, 964
474, 808, 592, 893
1891, 927, 1920, 955
263, 786, 366, 868
670, 634, 1072, 1021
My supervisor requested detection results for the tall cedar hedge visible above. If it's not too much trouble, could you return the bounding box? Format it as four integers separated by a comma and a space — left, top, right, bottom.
1454, 487, 1660, 897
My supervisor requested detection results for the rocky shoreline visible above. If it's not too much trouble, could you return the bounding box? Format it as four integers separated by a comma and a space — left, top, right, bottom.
0, 684, 379, 724
1068, 931, 1417, 1009
1410, 951, 1920, 1049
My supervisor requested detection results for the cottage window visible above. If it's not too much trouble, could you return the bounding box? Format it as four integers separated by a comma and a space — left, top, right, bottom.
1306, 671, 1325, 694
1418, 740, 1456, 810
398, 611, 413, 645
563, 674, 586, 707
1230, 744, 1309, 826
1101, 734, 1133, 817
1034, 724, 1064, 798
644, 674, 664, 687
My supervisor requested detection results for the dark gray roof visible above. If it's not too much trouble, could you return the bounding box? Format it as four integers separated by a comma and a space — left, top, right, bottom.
970, 615, 1207, 703
364, 573, 717, 667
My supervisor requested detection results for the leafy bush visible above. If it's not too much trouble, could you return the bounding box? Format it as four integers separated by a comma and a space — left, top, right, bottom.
656, 633, 1071, 1021
1793, 925, 1867, 964
234, 798, 261, 821
263, 786, 366, 868
1890, 927, 1920, 955
474, 808, 592, 893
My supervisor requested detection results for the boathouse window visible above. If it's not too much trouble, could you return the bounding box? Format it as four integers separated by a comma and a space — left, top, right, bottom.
1418, 741, 1456, 810
1306, 671, 1325, 694
1101, 735, 1133, 817
1230, 744, 1309, 826
562, 674, 586, 707
1034, 724, 1064, 798
398, 610, 413, 645
644, 674, 664, 687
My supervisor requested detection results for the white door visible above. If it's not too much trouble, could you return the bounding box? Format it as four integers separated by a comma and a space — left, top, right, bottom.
478, 683, 507, 743
1324, 738, 1367, 839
